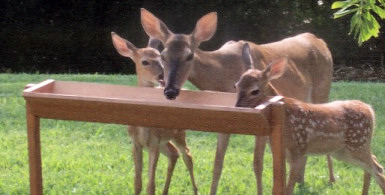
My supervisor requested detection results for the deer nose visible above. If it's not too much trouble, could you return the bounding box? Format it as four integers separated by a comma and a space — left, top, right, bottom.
235, 99, 245, 107
235, 95, 250, 108
164, 87, 179, 100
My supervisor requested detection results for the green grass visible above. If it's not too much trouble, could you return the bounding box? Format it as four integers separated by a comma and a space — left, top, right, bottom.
0, 73, 384, 194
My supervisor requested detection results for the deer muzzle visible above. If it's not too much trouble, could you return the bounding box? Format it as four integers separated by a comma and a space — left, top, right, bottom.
235, 93, 251, 108
235, 99, 248, 108
164, 87, 180, 100
163, 60, 182, 100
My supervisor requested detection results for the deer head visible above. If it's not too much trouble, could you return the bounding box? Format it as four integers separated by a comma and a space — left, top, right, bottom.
235, 44, 288, 107
140, 8, 217, 99
111, 32, 164, 87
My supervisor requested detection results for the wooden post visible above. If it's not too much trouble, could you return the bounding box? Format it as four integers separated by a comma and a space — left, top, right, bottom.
270, 102, 286, 195
26, 103, 43, 195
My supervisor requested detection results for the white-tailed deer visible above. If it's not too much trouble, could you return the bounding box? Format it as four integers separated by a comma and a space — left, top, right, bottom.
111, 32, 199, 195
235, 56, 385, 195
140, 8, 334, 194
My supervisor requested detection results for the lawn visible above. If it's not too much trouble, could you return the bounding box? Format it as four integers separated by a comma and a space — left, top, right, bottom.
1, 73, 384, 194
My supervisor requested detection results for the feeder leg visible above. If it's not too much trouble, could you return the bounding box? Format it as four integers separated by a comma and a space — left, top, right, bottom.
270, 104, 286, 195
27, 104, 43, 195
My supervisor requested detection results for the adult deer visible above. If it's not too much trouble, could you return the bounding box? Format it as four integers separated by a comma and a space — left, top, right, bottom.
111, 32, 199, 195
235, 56, 385, 195
140, 8, 334, 194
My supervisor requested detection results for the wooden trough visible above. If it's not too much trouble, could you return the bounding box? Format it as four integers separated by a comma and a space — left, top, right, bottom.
23, 79, 286, 195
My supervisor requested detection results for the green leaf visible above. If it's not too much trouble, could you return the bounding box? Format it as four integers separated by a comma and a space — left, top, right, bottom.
362, 3, 373, 11
356, 15, 379, 46
368, 0, 377, 10
350, 24, 359, 39
365, 13, 380, 37
332, 0, 359, 9
349, 12, 361, 35
374, 5, 385, 19
332, 1, 350, 9
332, 0, 384, 45
360, 23, 372, 41
334, 8, 358, 18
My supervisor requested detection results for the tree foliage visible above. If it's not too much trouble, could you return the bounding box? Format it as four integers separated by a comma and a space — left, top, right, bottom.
332, 0, 385, 45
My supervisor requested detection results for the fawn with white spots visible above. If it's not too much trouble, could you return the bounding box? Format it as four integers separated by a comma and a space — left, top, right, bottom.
112, 32, 199, 195
235, 45, 385, 194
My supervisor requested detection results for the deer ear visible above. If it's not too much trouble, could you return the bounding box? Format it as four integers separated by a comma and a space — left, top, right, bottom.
147, 37, 162, 51
192, 12, 217, 43
141, 8, 170, 43
263, 57, 288, 81
242, 43, 254, 70
111, 32, 137, 58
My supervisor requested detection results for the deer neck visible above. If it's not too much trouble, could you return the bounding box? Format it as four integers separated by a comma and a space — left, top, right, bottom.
256, 83, 282, 104
136, 72, 155, 88
137, 78, 155, 88
187, 48, 245, 92
266, 83, 280, 96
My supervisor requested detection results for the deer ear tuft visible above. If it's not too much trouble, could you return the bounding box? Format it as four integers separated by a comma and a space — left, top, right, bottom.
263, 57, 288, 81
111, 32, 137, 58
242, 43, 254, 70
140, 8, 171, 43
147, 37, 162, 50
192, 12, 217, 43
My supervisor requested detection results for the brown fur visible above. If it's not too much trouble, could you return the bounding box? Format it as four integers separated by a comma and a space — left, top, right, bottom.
111, 32, 198, 195
140, 8, 334, 195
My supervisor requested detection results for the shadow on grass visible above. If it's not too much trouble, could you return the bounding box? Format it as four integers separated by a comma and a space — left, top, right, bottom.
294, 180, 335, 195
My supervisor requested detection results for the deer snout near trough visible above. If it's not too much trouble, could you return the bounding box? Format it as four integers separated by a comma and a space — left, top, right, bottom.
235, 54, 385, 195
164, 86, 179, 100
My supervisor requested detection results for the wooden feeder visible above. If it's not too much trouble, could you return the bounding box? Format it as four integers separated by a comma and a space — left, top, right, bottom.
23, 79, 286, 195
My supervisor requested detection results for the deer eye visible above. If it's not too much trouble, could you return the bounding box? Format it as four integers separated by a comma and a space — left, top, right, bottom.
251, 89, 260, 96
186, 53, 194, 61
142, 60, 150, 66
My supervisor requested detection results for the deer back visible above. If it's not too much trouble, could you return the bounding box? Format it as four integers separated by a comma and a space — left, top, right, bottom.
248, 33, 333, 103
283, 97, 374, 155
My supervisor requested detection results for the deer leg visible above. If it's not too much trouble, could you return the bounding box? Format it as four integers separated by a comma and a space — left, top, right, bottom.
327, 155, 336, 183
210, 133, 231, 195
357, 155, 385, 195
295, 155, 335, 184
254, 136, 268, 195
294, 156, 307, 184
286, 154, 305, 195
369, 155, 385, 194
148, 142, 160, 195
334, 151, 385, 194
132, 141, 143, 195
355, 153, 385, 194
160, 142, 179, 195
128, 126, 143, 195
173, 131, 199, 195
362, 171, 371, 195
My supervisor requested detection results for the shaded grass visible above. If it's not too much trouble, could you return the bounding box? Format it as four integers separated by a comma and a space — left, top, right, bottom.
0, 74, 384, 194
